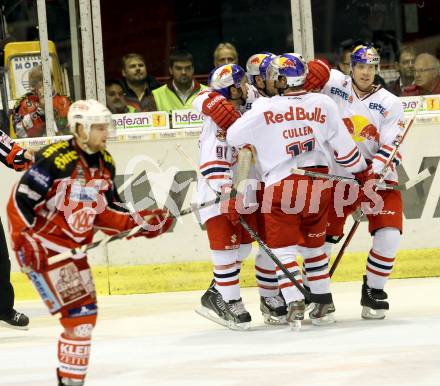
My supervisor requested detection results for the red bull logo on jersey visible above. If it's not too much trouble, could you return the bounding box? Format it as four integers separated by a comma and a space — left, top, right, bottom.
343, 115, 379, 143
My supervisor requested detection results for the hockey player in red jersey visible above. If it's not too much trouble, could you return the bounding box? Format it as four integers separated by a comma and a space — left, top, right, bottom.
7, 100, 173, 385
306, 45, 406, 320
226, 53, 369, 329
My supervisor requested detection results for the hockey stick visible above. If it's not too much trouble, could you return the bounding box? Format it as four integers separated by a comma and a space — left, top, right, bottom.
176, 143, 327, 302
291, 167, 432, 191
47, 196, 226, 265
329, 97, 424, 277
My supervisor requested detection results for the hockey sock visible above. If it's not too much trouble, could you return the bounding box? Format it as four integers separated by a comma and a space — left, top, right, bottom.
58, 334, 91, 382
271, 246, 303, 304
236, 243, 252, 274
366, 227, 400, 289
298, 246, 330, 294
58, 312, 96, 383
211, 249, 240, 302
255, 247, 279, 297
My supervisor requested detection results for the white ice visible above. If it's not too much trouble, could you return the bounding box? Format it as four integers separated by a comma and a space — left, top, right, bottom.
1, 277, 439, 386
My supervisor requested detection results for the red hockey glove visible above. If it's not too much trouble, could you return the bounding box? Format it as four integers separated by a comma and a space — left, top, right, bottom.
353, 165, 380, 206
353, 164, 379, 186
14, 231, 48, 273
132, 209, 174, 239
304, 59, 331, 92
201, 91, 240, 130
220, 185, 244, 226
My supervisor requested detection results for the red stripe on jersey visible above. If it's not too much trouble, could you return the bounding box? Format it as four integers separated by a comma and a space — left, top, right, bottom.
374, 155, 387, 164
367, 266, 390, 277
255, 265, 276, 275
304, 254, 327, 264
307, 273, 330, 281
200, 160, 231, 169
216, 279, 240, 286
207, 174, 230, 180
382, 144, 394, 152
344, 154, 362, 168
370, 250, 395, 263
335, 146, 358, 161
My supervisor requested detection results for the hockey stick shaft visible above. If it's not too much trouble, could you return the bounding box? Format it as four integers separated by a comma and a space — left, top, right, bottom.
176, 143, 321, 301
291, 168, 432, 191
238, 216, 313, 302
330, 97, 424, 277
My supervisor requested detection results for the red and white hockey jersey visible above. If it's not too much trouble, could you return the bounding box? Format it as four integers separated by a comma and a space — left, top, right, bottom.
193, 90, 258, 224
322, 69, 405, 181
226, 91, 367, 187
7, 139, 143, 254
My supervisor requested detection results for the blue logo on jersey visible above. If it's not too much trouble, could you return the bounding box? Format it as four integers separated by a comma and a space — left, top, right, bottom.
369, 102, 387, 116
330, 86, 349, 101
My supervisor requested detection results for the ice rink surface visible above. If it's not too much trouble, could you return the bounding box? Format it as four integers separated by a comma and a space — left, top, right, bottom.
1, 277, 439, 386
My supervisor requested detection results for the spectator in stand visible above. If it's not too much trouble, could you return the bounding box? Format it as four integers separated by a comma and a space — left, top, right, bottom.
12, 66, 71, 138
213, 42, 239, 67
105, 80, 141, 114
151, 50, 206, 112
120, 53, 159, 111
402, 53, 440, 96
387, 46, 416, 96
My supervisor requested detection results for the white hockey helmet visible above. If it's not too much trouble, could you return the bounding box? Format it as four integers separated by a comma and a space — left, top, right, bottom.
246, 52, 275, 84
68, 99, 113, 136
266, 53, 308, 87
208, 64, 246, 98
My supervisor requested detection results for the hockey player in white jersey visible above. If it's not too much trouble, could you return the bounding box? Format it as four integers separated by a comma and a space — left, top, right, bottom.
245, 52, 291, 324
306, 45, 405, 319
192, 64, 258, 330
193, 54, 290, 325
226, 53, 369, 329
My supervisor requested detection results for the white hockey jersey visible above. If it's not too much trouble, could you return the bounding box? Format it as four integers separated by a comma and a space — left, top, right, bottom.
193, 89, 257, 224
226, 91, 367, 187
322, 69, 405, 181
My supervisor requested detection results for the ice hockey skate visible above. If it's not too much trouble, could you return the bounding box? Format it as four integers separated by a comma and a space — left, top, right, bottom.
260, 295, 288, 325
361, 275, 389, 320
196, 282, 251, 330
308, 301, 335, 326
286, 300, 305, 331
0, 309, 29, 330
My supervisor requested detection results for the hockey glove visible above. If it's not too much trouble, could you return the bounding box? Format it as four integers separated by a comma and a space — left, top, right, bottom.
132, 209, 174, 239
15, 231, 48, 273
220, 185, 244, 226
201, 92, 240, 131
353, 165, 380, 206
304, 59, 331, 92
